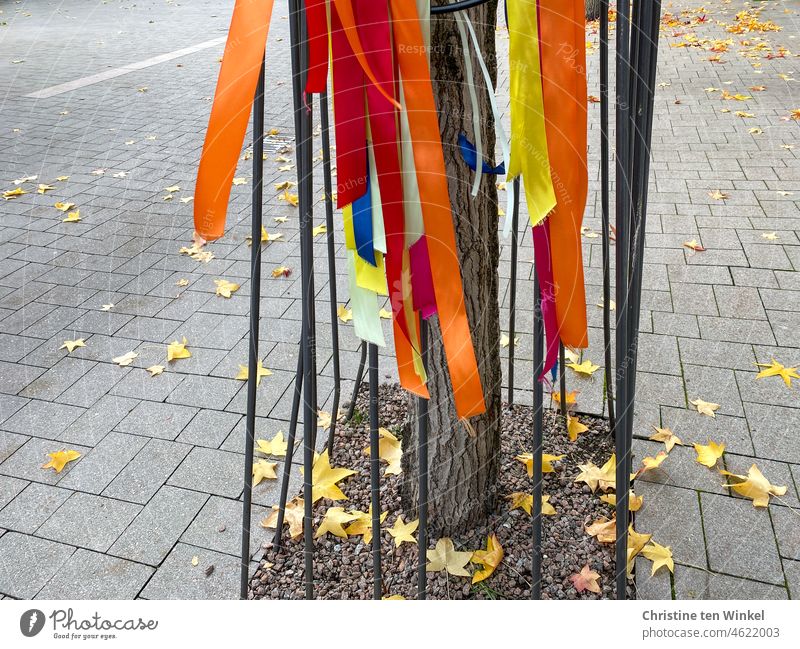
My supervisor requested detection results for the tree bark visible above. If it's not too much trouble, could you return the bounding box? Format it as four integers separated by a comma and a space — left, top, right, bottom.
585, 0, 602, 21
400, 2, 502, 537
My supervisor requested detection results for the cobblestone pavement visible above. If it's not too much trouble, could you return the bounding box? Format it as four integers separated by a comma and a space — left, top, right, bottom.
0, 0, 797, 600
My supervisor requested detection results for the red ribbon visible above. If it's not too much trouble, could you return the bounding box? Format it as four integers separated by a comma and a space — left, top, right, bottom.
304, 0, 329, 94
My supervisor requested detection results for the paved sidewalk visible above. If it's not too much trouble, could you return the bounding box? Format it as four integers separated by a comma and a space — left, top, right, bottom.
0, 0, 798, 600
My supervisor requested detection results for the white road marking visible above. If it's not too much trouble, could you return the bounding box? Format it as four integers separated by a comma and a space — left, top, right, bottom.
24, 36, 227, 99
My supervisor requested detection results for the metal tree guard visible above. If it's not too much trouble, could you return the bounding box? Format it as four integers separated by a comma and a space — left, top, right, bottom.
237, 0, 662, 601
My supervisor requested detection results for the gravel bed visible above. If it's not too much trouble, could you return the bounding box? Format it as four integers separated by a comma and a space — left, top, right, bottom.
250, 383, 633, 600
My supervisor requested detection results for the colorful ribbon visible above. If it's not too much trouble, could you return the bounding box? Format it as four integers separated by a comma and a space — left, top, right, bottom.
193, 0, 275, 241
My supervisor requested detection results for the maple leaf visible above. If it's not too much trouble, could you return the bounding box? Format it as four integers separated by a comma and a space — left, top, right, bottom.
504, 492, 555, 515
637, 451, 668, 476
586, 516, 616, 543
279, 189, 298, 206
378, 308, 392, 319
274, 180, 296, 191
344, 507, 388, 544
471, 533, 504, 584
575, 454, 616, 492
755, 358, 799, 388
312, 224, 327, 237
567, 415, 589, 442
273, 216, 288, 224
167, 337, 191, 362
37, 183, 55, 194
564, 348, 580, 364
60, 338, 86, 353
146, 365, 165, 377
570, 565, 601, 593
626, 525, 653, 575
252, 460, 278, 486
100, 303, 114, 311
694, 440, 725, 468
641, 542, 674, 575
310, 449, 355, 503
3, 187, 27, 200
515, 453, 564, 477
735, 111, 755, 118
749, 127, 763, 135
179, 196, 193, 203
175, 278, 189, 287
261, 497, 304, 540
552, 389, 578, 407
232, 177, 247, 186
649, 426, 683, 452
245, 227, 283, 246
337, 305, 353, 323
363, 428, 402, 475
112, 351, 138, 367
12, 174, 37, 184
720, 464, 787, 507
761, 232, 779, 241
691, 398, 720, 417
316, 507, 359, 539
566, 359, 600, 376
683, 239, 706, 252
383, 595, 405, 600
387, 515, 419, 547
62, 209, 81, 223
236, 360, 272, 386
214, 278, 240, 298
708, 190, 728, 200
426, 538, 473, 577
254, 431, 287, 457
600, 490, 643, 512
42, 449, 81, 473
271, 266, 291, 278
500, 333, 518, 348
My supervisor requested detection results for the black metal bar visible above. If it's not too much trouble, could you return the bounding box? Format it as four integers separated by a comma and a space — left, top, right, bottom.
558, 343, 566, 419
320, 89, 341, 457
346, 342, 367, 421
600, 0, 615, 430
368, 343, 382, 599
531, 265, 544, 600
507, 177, 520, 405
240, 58, 266, 601
430, 0, 492, 15
614, 0, 634, 602
273, 348, 303, 548
417, 319, 429, 599
287, 0, 316, 600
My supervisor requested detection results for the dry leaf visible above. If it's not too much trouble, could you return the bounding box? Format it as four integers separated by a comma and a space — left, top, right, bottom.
146, 365, 165, 377
515, 453, 564, 477
362, 428, 402, 475
600, 490, 643, 512
567, 415, 589, 442
315, 507, 359, 538
720, 464, 787, 507
426, 538, 473, 577
570, 565, 601, 593
252, 460, 278, 486
271, 266, 291, 278
344, 507, 387, 544
566, 359, 600, 376
575, 454, 616, 492
691, 398, 720, 417
387, 515, 419, 547
60, 338, 86, 353
254, 431, 287, 457
3, 188, 27, 200
638, 451, 668, 475
112, 351, 138, 367
471, 533, 503, 584
755, 358, 799, 388
62, 209, 81, 223
586, 516, 616, 543
236, 360, 272, 386
337, 305, 352, 323
312, 224, 327, 237
261, 497, 303, 539
708, 190, 728, 200
310, 449, 355, 503
42, 449, 81, 473
694, 440, 726, 467
167, 337, 191, 362
641, 542, 674, 575
214, 278, 240, 298
54, 201, 75, 211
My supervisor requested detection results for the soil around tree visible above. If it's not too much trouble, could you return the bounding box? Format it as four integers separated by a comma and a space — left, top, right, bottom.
250, 383, 634, 600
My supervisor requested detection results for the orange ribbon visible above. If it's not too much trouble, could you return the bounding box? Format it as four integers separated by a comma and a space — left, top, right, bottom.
390, 0, 486, 419
193, 0, 275, 241
539, 0, 589, 348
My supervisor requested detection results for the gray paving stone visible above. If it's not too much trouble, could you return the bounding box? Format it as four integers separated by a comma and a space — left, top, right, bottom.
721, 453, 799, 510
110, 485, 207, 566
697, 316, 776, 345
772, 506, 800, 562
713, 285, 766, 320
683, 364, 744, 418
0, 437, 91, 485
3, 399, 86, 439
677, 338, 756, 371
0, 360, 45, 395
103, 438, 192, 505
744, 402, 800, 465
0, 394, 28, 426
109, 367, 186, 402
634, 439, 728, 495
117, 401, 198, 440
54, 362, 124, 408
176, 408, 241, 448
0, 482, 72, 534
0, 430, 28, 463
634, 556, 672, 600
0, 475, 28, 511
59, 394, 138, 446
139, 542, 239, 599
36, 549, 153, 600
701, 492, 784, 584
58, 432, 148, 494
673, 564, 787, 600
0, 532, 76, 599
181, 495, 268, 560
166, 373, 241, 410
785, 559, 800, 601
168, 447, 244, 499
37, 492, 142, 552
635, 482, 707, 569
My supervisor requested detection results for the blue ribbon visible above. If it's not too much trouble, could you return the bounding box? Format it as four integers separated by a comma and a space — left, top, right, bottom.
352, 172, 376, 266
458, 132, 505, 175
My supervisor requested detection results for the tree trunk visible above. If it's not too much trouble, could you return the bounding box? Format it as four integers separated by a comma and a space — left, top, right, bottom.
585, 0, 602, 21
400, 2, 502, 537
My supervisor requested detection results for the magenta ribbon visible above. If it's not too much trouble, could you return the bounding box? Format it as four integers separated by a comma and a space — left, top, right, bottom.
533, 221, 560, 379
409, 235, 437, 319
